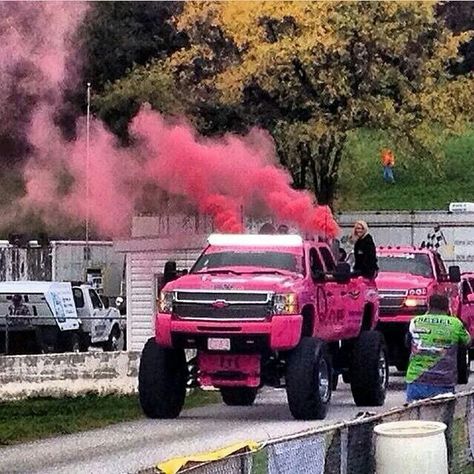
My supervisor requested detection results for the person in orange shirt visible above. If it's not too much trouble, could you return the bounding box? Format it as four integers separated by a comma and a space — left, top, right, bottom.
380, 148, 395, 183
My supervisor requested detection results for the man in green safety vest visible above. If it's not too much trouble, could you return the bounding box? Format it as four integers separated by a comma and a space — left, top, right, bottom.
406, 294, 471, 402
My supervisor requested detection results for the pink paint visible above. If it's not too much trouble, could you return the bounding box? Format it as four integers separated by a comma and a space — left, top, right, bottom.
2, 3, 339, 239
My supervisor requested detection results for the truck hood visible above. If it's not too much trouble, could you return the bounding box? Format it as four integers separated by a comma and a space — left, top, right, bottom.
165, 272, 301, 293
376, 272, 432, 291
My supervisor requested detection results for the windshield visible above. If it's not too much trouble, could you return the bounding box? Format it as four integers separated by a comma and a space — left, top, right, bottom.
192, 250, 302, 274
378, 253, 433, 278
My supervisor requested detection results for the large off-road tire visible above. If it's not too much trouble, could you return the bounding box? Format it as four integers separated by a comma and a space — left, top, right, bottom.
457, 347, 470, 385
138, 338, 188, 419
350, 331, 389, 406
220, 387, 258, 406
286, 337, 332, 420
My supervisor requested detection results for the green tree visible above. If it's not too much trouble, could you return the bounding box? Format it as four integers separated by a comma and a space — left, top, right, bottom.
437, 1, 474, 75
81, 2, 186, 92
97, 1, 474, 204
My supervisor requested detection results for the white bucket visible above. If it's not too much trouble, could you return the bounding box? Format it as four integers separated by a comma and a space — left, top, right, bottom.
374, 420, 448, 474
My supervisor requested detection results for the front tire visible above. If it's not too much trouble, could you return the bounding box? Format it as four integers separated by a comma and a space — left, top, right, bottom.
138, 338, 188, 419
220, 387, 258, 406
286, 337, 331, 420
350, 331, 388, 406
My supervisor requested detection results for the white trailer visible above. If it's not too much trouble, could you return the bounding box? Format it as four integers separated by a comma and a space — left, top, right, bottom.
0, 281, 125, 355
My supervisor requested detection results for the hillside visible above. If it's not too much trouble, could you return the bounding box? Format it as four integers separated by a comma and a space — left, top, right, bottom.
336, 129, 474, 212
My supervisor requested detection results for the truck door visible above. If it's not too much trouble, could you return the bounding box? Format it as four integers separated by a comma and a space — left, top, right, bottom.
432, 252, 457, 302
88, 288, 110, 343
309, 247, 334, 340
318, 246, 346, 338
73, 288, 91, 333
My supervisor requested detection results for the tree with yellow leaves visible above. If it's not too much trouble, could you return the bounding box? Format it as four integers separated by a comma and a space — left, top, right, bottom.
97, 1, 473, 204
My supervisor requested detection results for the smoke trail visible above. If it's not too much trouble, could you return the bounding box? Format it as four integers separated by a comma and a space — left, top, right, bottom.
22, 106, 339, 237
1, 3, 339, 238
0, 2, 88, 164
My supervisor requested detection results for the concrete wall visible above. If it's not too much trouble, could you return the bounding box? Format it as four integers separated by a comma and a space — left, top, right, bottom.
0, 351, 140, 401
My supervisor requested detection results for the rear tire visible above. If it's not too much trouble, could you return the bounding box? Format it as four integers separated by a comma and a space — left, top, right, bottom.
220, 387, 258, 406
457, 347, 470, 385
138, 338, 187, 419
350, 331, 388, 406
286, 337, 331, 420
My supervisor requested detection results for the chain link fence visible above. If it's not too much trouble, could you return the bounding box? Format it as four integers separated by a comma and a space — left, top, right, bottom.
154, 390, 474, 474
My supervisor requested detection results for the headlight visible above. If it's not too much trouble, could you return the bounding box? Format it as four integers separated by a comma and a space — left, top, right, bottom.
408, 288, 427, 296
158, 291, 174, 313
272, 293, 298, 315
404, 297, 426, 307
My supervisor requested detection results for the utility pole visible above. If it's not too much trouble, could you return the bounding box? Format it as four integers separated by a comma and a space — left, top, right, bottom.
85, 82, 91, 271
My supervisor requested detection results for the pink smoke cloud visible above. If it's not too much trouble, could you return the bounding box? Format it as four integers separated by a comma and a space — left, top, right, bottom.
2, 2, 339, 239
22, 106, 339, 238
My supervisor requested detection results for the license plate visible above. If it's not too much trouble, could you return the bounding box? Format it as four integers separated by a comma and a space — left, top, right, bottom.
208, 337, 231, 351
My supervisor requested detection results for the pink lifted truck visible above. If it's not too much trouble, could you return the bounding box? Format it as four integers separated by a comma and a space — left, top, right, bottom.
139, 234, 388, 420
376, 246, 462, 373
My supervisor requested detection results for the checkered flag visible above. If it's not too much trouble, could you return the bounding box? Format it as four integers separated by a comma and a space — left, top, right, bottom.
421, 225, 447, 250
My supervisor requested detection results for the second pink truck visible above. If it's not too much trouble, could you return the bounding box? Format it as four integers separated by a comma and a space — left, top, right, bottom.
376, 246, 471, 381
139, 233, 388, 420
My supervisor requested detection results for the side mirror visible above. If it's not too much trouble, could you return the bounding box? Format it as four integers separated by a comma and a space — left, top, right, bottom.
179, 269, 189, 276
449, 265, 461, 283
334, 262, 351, 284
163, 260, 178, 284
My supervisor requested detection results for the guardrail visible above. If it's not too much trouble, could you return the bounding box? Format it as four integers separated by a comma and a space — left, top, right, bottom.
155, 390, 474, 474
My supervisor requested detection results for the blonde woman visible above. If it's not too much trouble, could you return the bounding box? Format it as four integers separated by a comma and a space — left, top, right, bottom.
352, 220, 378, 279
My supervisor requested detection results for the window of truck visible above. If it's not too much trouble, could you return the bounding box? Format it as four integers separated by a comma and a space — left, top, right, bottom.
378, 253, 433, 278
192, 250, 302, 274
73, 288, 85, 308
433, 253, 448, 280
309, 247, 324, 274
319, 247, 336, 272
89, 289, 103, 309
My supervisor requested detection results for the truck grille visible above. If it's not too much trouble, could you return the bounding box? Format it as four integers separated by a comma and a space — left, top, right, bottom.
379, 290, 427, 316
173, 291, 272, 321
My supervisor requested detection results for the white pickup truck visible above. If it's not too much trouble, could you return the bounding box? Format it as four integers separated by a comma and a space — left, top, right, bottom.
0, 281, 125, 354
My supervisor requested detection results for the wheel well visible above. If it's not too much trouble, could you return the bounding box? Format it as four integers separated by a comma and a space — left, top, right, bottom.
361, 304, 373, 331
301, 305, 315, 337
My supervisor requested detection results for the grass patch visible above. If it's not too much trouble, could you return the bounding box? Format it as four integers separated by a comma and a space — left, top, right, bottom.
336, 128, 474, 212
0, 390, 220, 446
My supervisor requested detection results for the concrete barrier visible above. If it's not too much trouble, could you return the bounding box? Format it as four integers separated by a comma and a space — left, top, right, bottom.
0, 351, 140, 401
